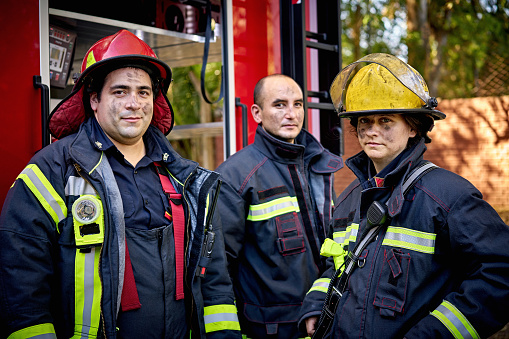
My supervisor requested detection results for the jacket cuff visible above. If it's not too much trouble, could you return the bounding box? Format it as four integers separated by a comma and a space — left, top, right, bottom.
8, 323, 56, 339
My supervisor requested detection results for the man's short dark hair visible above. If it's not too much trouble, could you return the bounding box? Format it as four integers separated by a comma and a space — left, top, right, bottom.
253, 74, 296, 109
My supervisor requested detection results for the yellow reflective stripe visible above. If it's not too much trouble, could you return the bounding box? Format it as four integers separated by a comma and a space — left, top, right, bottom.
247, 196, 300, 221
307, 278, 330, 294
17, 164, 67, 232
72, 247, 102, 338
7, 323, 56, 339
204, 304, 241, 333
382, 226, 436, 254
332, 223, 359, 273
333, 223, 359, 246
431, 300, 479, 339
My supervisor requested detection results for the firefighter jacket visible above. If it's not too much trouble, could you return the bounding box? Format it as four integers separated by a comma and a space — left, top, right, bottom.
215, 125, 343, 338
299, 139, 509, 338
0, 118, 241, 339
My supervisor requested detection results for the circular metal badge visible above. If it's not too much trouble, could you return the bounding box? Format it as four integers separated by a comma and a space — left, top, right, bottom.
72, 195, 101, 224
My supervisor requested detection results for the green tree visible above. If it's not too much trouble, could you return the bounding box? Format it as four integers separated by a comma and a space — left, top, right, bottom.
167, 62, 223, 168
341, 0, 509, 99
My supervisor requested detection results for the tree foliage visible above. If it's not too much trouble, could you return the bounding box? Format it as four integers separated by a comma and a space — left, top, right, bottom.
166, 62, 223, 164
167, 62, 223, 126
341, 0, 509, 99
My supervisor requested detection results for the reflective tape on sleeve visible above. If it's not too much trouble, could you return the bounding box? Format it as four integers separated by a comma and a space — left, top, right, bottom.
72, 247, 102, 339
382, 226, 436, 254
431, 300, 480, 339
7, 323, 56, 339
203, 304, 241, 333
307, 278, 330, 294
17, 164, 67, 231
333, 223, 359, 246
247, 196, 300, 221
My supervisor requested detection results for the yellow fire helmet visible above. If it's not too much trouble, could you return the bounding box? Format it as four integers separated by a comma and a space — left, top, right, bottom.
330, 53, 445, 120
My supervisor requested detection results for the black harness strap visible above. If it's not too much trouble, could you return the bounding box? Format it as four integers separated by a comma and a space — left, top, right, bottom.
312, 162, 439, 338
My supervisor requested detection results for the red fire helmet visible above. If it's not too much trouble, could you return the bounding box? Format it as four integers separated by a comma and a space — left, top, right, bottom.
49, 29, 174, 139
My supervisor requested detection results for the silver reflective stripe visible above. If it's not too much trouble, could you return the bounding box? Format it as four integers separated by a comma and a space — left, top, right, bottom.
383, 226, 436, 254
333, 223, 359, 245
65, 176, 96, 196
431, 301, 479, 339
6, 323, 57, 339
313, 279, 329, 289
307, 278, 330, 294
247, 196, 299, 221
82, 249, 96, 337
10, 333, 57, 339
20, 165, 66, 223
73, 247, 101, 339
205, 312, 240, 324
29, 335, 57, 339
203, 304, 241, 332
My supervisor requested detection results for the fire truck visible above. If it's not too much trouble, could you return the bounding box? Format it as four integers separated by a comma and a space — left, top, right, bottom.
0, 0, 342, 206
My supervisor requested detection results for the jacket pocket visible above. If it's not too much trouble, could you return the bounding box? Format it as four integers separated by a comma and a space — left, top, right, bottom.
243, 302, 301, 324
373, 248, 411, 317
275, 212, 306, 256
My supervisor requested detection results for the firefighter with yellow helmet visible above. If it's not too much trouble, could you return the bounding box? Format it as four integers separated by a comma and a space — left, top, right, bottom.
0, 30, 240, 338
299, 53, 509, 338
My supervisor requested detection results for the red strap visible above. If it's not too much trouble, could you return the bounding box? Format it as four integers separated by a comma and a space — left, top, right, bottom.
155, 163, 185, 300
121, 240, 142, 311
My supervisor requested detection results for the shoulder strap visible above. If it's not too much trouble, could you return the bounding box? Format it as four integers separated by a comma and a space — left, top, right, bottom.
121, 162, 187, 312
401, 161, 438, 197
348, 162, 439, 278
154, 162, 185, 301
312, 161, 439, 339
353, 161, 439, 271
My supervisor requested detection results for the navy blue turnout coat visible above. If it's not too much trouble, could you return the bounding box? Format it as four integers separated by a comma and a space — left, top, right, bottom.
299, 139, 509, 338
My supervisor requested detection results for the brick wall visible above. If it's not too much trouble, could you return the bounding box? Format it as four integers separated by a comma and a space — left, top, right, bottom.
333, 95, 509, 211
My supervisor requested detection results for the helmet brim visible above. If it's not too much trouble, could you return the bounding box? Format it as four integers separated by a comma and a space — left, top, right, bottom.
338, 108, 446, 120
76, 54, 172, 93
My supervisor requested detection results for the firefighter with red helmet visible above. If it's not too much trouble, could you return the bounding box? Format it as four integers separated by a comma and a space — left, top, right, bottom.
0, 30, 240, 338
299, 53, 509, 338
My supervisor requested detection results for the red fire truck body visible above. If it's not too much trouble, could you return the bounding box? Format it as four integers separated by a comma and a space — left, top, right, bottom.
0, 0, 342, 206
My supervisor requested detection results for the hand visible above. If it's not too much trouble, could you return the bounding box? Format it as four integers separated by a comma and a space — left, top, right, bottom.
305, 316, 319, 337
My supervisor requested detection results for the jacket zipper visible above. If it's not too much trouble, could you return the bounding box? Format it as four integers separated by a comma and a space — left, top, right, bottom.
181, 167, 196, 325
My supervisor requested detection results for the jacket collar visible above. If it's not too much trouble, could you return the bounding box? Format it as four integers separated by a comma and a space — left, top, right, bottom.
346, 139, 427, 217
253, 125, 343, 173
68, 118, 198, 184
